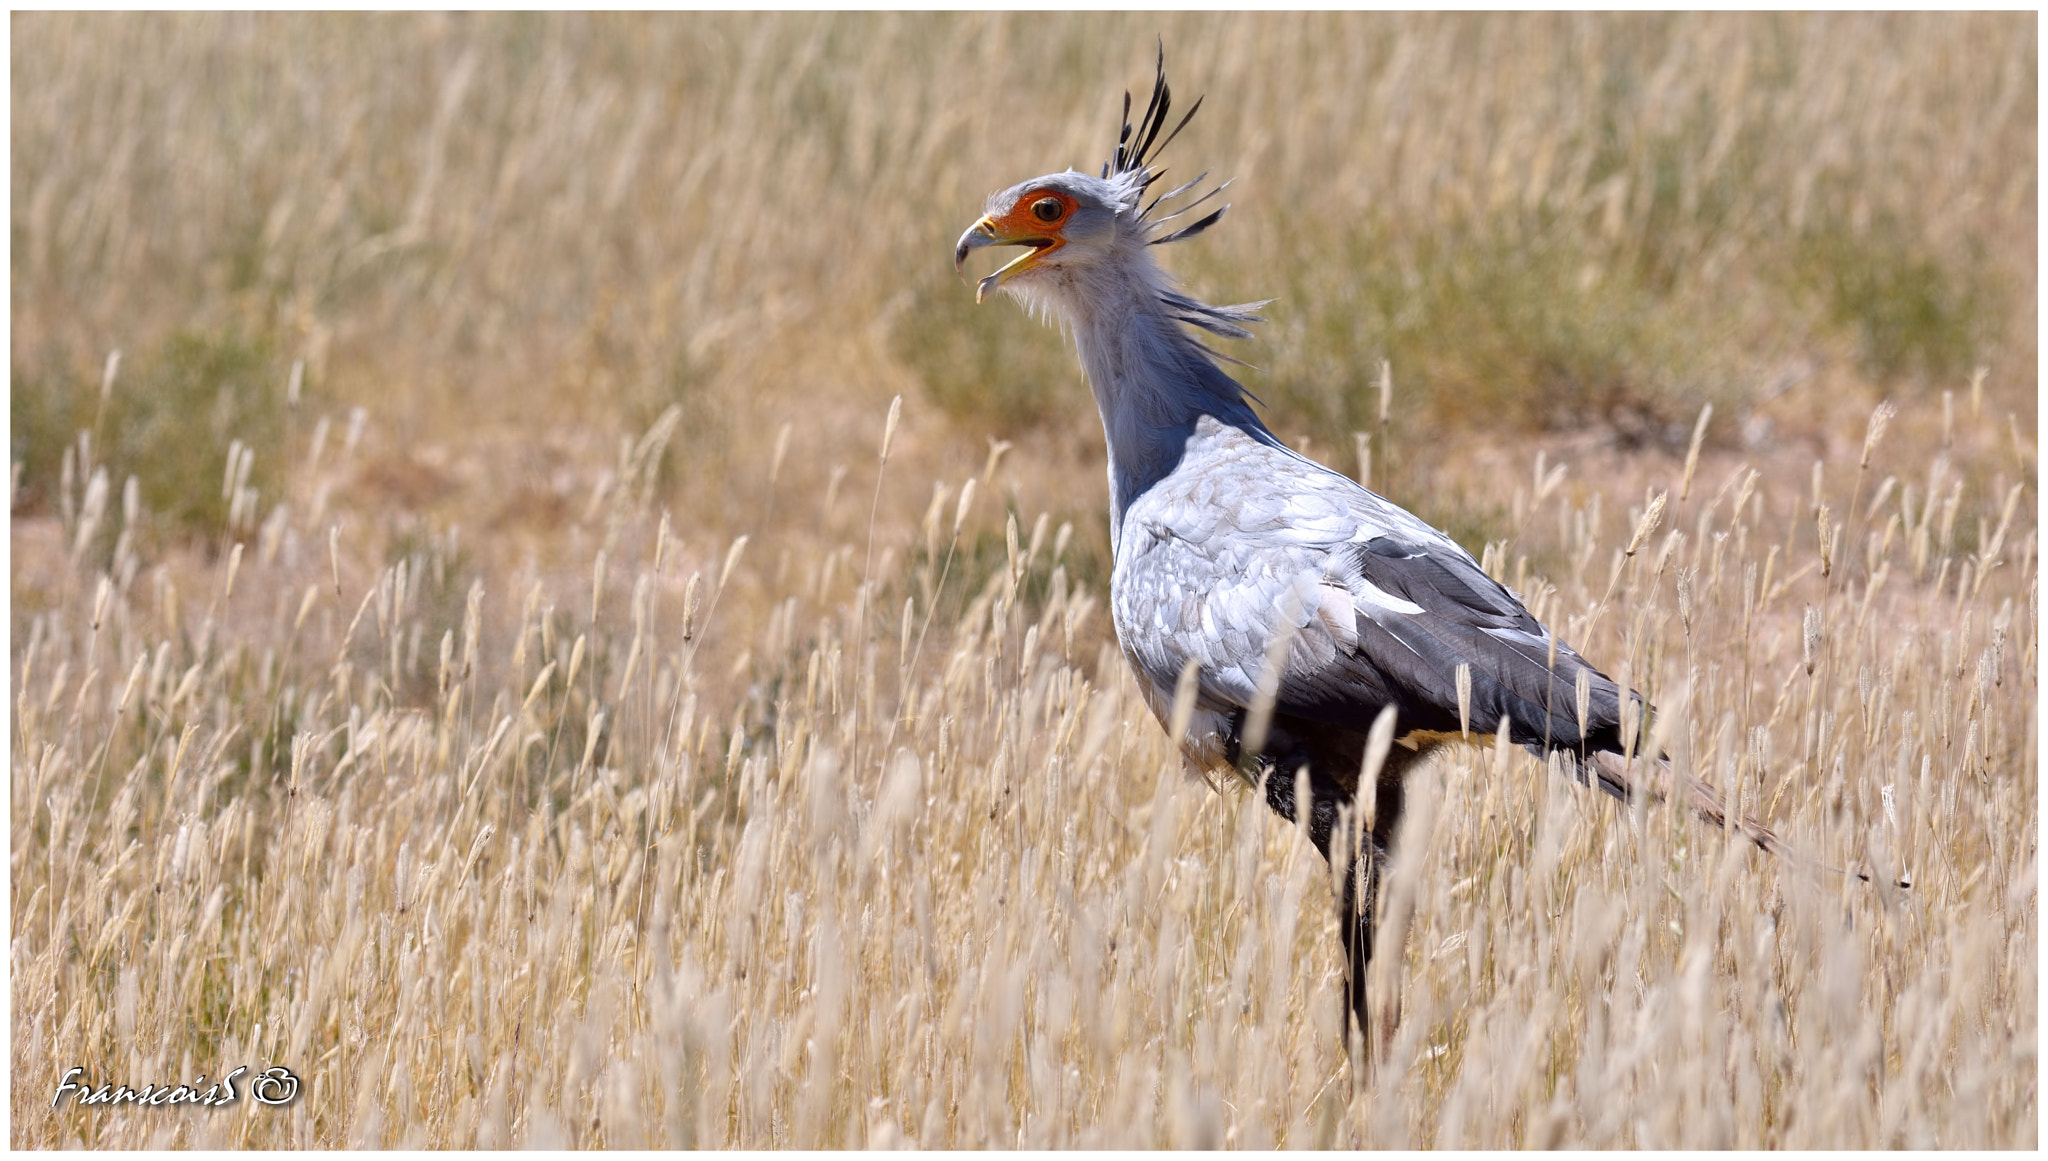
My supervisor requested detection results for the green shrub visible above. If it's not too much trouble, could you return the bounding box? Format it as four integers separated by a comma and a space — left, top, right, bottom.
1797, 219, 1993, 388
1263, 223, 1734, 450
10, 328, 286, 543
10, 358, 90, 515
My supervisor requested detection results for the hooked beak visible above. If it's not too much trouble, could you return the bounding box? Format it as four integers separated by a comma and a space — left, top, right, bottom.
954, 216, 1055, 304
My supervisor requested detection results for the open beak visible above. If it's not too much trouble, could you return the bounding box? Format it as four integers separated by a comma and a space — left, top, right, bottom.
954, 216, 1055, 304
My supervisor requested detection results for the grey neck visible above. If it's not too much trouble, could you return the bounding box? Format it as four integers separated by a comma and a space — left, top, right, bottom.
1067, 287, 1275, 546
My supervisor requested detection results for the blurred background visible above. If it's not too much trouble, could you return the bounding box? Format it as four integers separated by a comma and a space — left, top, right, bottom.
12, 12, 2035, 575
9, 14, 2037, 1148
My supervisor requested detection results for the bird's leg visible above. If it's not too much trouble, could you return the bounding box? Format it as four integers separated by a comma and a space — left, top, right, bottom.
1254, 753, 1378, 1063
1335, 767, 1406, 1068
1244, 746, 1369, 1036
1253, 755, 1346, 857
1337, 813, 1373, 1065
1239, 712, 1417, 1059
1365, 769, 1407, 1053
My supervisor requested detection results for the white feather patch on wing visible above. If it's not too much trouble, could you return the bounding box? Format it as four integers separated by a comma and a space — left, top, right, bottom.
1352, 577, 1426, 618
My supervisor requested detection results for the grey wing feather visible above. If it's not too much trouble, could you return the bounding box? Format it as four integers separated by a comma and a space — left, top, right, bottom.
1116, 440, 1635, 759
1292, 531, 1633, 753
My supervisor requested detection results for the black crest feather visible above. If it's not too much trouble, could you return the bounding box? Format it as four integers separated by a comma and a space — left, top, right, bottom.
1105, 43, 1230, 249
1102, 43, 1258, 342
1106, 42, 1204, 185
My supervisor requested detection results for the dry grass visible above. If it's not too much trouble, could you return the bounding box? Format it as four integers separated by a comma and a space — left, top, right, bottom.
10, 12, 2038, 1148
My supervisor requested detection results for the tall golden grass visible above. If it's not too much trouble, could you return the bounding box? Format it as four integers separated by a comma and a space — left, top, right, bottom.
11, 12, 2037, 1147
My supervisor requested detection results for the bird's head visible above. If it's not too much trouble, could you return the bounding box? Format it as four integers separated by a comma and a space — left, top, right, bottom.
955, 47, 1232, 312
953, 172, 1131, 305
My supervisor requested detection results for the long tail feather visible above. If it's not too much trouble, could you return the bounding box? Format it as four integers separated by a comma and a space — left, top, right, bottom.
1580, 751, 1909, 887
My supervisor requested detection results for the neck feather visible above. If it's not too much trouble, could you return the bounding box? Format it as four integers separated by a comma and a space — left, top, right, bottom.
1050, 256, 1274, 538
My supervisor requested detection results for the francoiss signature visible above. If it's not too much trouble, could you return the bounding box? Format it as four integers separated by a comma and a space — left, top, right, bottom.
52, 1065, 300, 1108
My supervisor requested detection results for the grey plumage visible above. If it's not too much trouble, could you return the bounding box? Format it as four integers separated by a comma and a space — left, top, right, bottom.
957, 48, 1797, 1049
1112, 417, 1634, 762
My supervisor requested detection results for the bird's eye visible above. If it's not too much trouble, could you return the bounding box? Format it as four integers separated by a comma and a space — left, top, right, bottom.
1032, 198, 1064, 223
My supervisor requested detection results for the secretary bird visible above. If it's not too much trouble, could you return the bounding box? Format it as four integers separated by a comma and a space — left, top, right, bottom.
955, 49, 1809, 1050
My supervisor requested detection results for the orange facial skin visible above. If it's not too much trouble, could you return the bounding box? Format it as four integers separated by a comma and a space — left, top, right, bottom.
990, 188, 1076, 238
957, 188, 1079, 301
